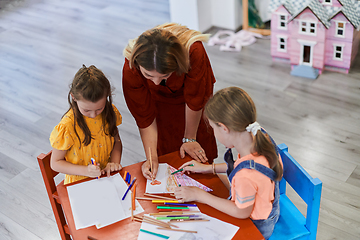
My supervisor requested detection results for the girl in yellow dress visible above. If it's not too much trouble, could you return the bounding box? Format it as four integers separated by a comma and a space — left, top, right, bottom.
50, 65, 123, 184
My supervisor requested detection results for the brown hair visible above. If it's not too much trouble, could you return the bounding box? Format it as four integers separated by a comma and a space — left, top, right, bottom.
204, 87, 283, 180
123, 23, 210, 75
64, 65, 117, 146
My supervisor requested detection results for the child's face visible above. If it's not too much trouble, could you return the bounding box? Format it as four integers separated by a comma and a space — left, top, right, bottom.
139, 66, 172, 85
76, 96, 107, 118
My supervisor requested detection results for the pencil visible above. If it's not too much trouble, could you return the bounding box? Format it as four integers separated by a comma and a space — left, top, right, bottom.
152, 200, 179, 203
149, 147, 154, 182
139, 229, 170, 239
156, 227, 197, 233
144, 193, 177, 200
122, 177, 137, 200
132, 183, 136, 210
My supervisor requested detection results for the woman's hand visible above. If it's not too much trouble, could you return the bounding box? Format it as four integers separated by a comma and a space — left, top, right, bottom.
180, 141, 208, 163
177, 160, 212, 174
87, 164, 101, 178
102, 162, 122, 177
174, 186, 207, 203
142, 160, 158, 180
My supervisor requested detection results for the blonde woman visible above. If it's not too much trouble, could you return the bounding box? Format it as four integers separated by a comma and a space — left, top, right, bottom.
122, 23, 217, 179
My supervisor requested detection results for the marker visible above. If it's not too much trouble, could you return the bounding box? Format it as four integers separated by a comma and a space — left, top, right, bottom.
156, 216, 190, 220
171, 164, 194, 175
123, 171, 128, 181
90, 158, 99, 179
139, 229, 169, 239
164, 202, 197, 207
122, 177, 137, 200
157, 206, 189, 210
152, 200, 179, 203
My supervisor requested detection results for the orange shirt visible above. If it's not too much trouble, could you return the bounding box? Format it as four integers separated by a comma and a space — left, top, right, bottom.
230, 153, 283, 220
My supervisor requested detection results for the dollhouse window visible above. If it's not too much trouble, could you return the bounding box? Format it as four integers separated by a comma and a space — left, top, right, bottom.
278, 15, 287, 30
335, 22, 346, 37
277, 36, 288, 52
333, 45, 344, 60
300, 21, 316, 35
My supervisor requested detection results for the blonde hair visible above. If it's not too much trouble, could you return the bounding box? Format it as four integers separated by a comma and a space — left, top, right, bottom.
204, 87, 283, 181
123, 23, 210, 74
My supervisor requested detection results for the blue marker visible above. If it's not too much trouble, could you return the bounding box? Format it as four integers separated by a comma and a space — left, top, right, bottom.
122, 177, 137, 200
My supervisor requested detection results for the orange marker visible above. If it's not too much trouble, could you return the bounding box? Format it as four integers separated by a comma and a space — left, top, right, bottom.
123, 171, 128, 181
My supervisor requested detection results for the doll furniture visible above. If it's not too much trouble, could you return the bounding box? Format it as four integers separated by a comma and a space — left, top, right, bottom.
37, 151, 72, 240
269, 143, 322, 240
269, 0, 360, 79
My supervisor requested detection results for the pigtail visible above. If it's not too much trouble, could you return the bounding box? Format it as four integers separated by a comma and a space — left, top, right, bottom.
253, 132, 283, 181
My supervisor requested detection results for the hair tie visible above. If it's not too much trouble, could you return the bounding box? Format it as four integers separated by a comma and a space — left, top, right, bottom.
246, 121, 261, 136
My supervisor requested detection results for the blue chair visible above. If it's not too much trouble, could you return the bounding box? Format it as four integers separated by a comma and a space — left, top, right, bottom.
269, 143, 322, 240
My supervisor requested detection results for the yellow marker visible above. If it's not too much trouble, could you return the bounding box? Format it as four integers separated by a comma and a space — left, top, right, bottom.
152, 200, 179, 203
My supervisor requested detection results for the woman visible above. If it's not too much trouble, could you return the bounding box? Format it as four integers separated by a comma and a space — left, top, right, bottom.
122, 23, 217, 179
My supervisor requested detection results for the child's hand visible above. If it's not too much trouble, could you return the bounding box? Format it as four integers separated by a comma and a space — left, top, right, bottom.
142, 160, 158, 180
174, 186, 206, 203
102, 162, 122, 177
87, 164, 101, 178
178, 160, 211, 174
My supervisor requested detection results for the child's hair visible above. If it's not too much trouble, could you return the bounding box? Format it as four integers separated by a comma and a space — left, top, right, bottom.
204, 87, 283, 181
64, 64, 117, 146
123, 23, 210, 75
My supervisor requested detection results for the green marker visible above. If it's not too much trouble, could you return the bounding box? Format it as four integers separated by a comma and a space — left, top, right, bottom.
157, 206, 189, 209
139, 229, 169, 239
171, 164, 194, 175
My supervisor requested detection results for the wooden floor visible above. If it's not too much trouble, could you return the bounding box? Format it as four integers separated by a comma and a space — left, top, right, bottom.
0, 0, 359, 239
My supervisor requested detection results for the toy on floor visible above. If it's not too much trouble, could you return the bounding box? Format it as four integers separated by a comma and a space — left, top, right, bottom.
269, 0, 360, 79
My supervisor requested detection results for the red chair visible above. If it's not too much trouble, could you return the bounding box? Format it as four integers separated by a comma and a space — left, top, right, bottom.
37, 151, 71, 240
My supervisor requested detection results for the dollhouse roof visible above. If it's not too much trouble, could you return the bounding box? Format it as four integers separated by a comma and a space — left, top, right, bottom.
269, 0, 360, 29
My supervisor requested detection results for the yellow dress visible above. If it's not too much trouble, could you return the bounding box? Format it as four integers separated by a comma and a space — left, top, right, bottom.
49, 105, 122, 184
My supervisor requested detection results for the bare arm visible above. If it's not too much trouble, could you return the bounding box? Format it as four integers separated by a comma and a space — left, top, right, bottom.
50, 148, 100, 178
174, 186, 253, 219
102, 130, 123, 177
139, 118, 159, 180
180, 104, 208, 162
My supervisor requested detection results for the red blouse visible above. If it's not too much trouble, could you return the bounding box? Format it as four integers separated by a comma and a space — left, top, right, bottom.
122, 41, 217, 161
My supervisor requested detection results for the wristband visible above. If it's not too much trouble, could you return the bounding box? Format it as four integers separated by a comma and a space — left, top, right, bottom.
182, 137, 196, 143
212, 162, 216, 175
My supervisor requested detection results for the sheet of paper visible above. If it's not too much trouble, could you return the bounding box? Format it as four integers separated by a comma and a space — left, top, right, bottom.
145, 163, 170, 193
145, 163, 213, 193
67, 173, 144, 230
137, 211, 239, 240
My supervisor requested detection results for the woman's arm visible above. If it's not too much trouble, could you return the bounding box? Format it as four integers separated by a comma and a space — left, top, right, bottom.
174, 186, 253, 219
50, 148, 101, 178
180, 104, 208, 162
139, 118, 159, 180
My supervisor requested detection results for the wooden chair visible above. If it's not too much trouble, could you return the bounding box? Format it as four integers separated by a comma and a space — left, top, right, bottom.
37, 151, 71, 240
269, 143, 322, 240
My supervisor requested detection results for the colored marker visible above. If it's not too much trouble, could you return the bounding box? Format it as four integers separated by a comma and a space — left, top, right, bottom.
90, 158, 99, 179
123, 171, 128, 181
164, 202, 197, 207
122, 177, 137, 200
139, 229, 169, 239
171, 164, 194, 175
157, 206, 189, 210
152, 200, 179, 203
156, 216, 190, 220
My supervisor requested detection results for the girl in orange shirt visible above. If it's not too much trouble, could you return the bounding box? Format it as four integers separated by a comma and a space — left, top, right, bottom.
174, 87, 283, 239
50, 65, 123, 184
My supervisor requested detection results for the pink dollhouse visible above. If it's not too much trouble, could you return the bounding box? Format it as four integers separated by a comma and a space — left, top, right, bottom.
269, 0, 360, 79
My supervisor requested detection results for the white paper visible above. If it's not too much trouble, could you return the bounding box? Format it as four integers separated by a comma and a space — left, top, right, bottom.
137, 211, 239, 240
146, 163, 169, 193
67, 173, 144, 230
